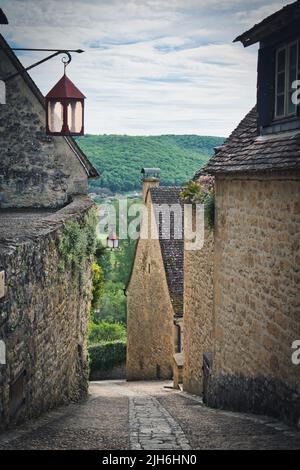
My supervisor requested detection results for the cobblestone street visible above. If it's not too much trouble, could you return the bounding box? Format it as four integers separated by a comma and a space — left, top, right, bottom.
0, 381, 299, 450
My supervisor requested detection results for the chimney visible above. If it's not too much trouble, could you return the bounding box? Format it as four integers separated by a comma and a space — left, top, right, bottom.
141, 168, 160, 202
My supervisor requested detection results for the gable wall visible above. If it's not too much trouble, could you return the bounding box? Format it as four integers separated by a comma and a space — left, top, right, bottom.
0, 48, 88, 209
126, 193, 175, 380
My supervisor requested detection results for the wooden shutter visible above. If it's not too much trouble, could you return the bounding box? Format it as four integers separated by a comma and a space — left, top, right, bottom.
257, 46, 276, 129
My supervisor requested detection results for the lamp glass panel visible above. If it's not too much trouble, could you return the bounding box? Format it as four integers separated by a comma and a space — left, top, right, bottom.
67, 101, 82, 133
48, 101, 63, 133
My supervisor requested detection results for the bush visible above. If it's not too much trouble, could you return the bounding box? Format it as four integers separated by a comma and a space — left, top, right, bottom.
181, 177, 215, 230
89, 320, 126, 344
89, 341, 126, 372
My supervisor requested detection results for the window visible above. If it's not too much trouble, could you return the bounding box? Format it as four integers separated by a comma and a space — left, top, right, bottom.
275, 41, 299, 119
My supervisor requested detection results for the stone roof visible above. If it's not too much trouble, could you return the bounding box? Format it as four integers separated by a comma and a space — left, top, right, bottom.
204, 106, 300, 174
0, 196, 93, 256
0, 34, 98, 179
149, 187, 184, 317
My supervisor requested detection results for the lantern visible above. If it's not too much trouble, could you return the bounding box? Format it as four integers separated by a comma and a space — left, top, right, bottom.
45, 70, 85, 136
107, 229, 119, 250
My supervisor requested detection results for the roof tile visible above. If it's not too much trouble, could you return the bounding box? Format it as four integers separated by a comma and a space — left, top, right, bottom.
150, 187, 184, 316
205, 107, 300, 174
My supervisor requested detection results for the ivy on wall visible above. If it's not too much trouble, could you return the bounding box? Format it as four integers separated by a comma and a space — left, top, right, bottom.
58, 207, 98, 282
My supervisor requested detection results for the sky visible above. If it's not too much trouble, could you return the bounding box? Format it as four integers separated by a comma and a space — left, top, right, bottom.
0, 0, 291, 136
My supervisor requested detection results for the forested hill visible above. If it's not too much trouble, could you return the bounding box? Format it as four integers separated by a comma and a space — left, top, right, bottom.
76, 134, 224, 194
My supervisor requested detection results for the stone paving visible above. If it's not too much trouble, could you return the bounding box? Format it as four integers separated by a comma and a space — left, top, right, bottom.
129, 396, 190, 450
0, 380, 299, 450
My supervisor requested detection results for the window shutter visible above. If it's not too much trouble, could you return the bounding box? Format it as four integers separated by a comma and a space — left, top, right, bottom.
257, 46, 276, 129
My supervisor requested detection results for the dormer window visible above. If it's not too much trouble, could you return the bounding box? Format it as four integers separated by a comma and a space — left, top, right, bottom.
275, 41, 299, 119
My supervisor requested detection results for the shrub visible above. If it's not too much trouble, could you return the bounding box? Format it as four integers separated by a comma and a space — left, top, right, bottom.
181, 176, 215, 230
89, 341, 126, 372
89, 320, 126, 345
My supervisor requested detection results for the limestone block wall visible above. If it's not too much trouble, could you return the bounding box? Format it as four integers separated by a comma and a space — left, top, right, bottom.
0, 197, 94, 430
183, 228, 214, 395
126, 195, 175, 381
0, 46, 88, 209
208, 172, 300, 426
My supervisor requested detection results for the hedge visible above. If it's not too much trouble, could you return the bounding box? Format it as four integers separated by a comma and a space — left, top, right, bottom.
89, 340, 126, 373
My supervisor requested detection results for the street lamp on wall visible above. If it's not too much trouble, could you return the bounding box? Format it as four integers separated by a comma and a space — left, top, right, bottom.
45, 58, 85, 136
107, 228, 119, 250
2, 47, 85, 136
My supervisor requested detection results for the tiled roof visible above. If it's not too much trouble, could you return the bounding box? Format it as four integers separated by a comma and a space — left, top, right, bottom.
150, 187, 184, 317
204, 106, 300, 174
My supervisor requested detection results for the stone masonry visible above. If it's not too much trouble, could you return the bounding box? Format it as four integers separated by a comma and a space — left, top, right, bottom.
206, 173, 300, 426
183, 226, 214, 396
126, 191, 175, 380
0, 34, 97, 209
0, 196, 94, 430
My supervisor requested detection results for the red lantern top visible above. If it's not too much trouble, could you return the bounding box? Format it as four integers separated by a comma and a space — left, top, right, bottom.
46, 73, 86, 100
107, 230, 119, 241
45, 72, 85, 136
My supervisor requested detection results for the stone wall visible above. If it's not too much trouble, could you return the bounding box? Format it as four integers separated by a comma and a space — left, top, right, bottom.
126, 193, 175, 381
208, 172, 300, 427
0, 196, 94, 430
0, 44, 89, 209
183, 227, 214, 395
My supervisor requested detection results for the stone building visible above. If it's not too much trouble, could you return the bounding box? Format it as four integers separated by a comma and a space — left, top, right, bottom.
183, 190, 214, 396
0, 34, 98, 208
183, 1, 300, 427
126, 169, 184, 382
0, 33, 98, 429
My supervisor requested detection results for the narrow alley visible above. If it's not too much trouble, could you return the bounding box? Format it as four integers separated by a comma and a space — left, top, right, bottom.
0, 381, 299, 450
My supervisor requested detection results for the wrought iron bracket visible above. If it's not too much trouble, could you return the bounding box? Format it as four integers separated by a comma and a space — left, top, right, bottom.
2, 48, 84, 82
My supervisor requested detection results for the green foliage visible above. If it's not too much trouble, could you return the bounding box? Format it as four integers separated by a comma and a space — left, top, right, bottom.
181, 177, 215, 230
89, 320, 126, 345
89, 341, 126, 372
76, 134, 224, 194
91, 198, 139, 326
91, 262, 105, 310
180, 181, 207, 204
58, 208, 98, 281
94, 281, 127, 324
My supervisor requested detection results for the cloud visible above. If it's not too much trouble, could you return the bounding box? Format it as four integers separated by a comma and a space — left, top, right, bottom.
0, 0, 289, 136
